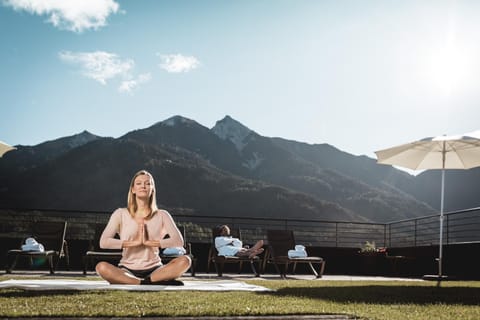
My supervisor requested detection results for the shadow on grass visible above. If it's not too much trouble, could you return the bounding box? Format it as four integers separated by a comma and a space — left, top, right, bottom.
270, 285, 480, 305
0, 289, 103, 298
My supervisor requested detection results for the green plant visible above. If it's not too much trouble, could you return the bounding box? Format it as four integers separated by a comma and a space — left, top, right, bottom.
359, 241, 387, 254
360, 240, 377, 253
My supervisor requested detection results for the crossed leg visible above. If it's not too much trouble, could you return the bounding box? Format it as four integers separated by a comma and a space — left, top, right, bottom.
150, 255, 191, 282
96, 255, 192, 284
236, 240, 264, 258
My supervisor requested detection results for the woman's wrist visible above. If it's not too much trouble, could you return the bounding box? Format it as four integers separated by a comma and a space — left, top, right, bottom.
142, 239, 161, 248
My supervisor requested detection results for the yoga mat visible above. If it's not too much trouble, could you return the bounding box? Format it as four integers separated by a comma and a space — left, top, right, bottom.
0, 279, 272, 292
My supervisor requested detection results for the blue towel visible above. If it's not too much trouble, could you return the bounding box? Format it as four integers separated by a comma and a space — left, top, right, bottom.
162, 247, 186, 256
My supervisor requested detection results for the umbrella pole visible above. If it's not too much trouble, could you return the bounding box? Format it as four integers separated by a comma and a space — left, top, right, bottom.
438, 168, 445, 278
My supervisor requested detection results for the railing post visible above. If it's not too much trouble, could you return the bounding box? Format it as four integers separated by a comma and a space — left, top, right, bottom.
335, 222, 339, 248
414, 219, 417, 247
384, 224, 387, 248
389, 223, 392, 247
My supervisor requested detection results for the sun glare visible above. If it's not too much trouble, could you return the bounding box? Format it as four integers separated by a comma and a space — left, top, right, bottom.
422, 14, 475, 98
428, 44, 470, 96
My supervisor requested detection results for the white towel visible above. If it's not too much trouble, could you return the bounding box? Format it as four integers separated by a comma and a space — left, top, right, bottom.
21, 237, 44, 252
288, 245, 307, 258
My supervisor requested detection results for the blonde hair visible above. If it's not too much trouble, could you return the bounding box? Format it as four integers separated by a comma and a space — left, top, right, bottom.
127, 170, 158, 219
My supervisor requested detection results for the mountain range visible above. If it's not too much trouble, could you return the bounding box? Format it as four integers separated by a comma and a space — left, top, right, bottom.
1, 115, 479, 222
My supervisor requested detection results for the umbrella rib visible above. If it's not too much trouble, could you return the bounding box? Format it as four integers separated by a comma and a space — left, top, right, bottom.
445, 141, 469, 168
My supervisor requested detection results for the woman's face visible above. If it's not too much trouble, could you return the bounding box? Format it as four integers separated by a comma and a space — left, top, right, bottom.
221, 226, 230, 236
132, 174, 154, 199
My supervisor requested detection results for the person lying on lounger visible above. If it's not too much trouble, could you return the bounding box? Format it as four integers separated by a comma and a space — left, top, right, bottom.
215, 225, 264, 259
95, 170, 191, 285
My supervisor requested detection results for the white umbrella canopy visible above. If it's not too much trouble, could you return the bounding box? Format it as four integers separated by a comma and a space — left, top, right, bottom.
0, 140, 16, 157
375, 133, 480, 279
375, 134, 480, 170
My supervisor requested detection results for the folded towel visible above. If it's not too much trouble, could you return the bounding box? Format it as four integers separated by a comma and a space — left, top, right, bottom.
21, 237, 45, 252
162, 247, 186, 256
288, 245, 307, 258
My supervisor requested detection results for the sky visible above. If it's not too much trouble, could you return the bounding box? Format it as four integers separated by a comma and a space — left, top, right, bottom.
1, 0, 480, 163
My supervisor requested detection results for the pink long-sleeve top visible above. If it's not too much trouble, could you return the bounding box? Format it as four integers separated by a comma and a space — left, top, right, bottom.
99, 208, 184, 270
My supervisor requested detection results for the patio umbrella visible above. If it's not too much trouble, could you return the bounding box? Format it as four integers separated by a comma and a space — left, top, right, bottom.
374, 133, 480, 279
0, 140, 16, 157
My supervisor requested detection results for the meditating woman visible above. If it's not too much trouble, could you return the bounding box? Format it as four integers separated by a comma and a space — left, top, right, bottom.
96, 170, 191, 285
215, 224, 264, 259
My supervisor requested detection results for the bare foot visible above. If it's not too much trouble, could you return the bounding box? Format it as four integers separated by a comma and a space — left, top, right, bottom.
251, 240, 264, 251
248, 248, 264, 259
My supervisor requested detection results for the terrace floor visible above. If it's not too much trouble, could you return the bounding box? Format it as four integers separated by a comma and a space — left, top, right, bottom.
1, 270, 424, 282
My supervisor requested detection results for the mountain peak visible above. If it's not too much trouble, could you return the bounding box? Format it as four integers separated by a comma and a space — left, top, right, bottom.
67, 130, 101, 148
211, 116, 253, 151
160, 115, 197, 127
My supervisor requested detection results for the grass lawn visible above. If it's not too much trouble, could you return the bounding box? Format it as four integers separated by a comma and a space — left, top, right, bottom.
1, 276, 480, 319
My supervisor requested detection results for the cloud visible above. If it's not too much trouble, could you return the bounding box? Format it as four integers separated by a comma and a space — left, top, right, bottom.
158, 54, 200, 73
59, 50, 150, 93
59, 51, 133, 84
119, 73, 151, 94
3, 0, 120, 32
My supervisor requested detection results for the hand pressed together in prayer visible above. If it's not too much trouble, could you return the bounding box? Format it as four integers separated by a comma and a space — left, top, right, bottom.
122, 221, 161, 248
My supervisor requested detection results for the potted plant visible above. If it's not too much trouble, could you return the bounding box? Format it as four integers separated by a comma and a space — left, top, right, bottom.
358, 241, 387, 275
359, 241, 387, 256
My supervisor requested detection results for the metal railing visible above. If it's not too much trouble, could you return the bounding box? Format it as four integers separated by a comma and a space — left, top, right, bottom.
1, 207, 480, 249
387, 207, 480, 248
174, 215, 388, 249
